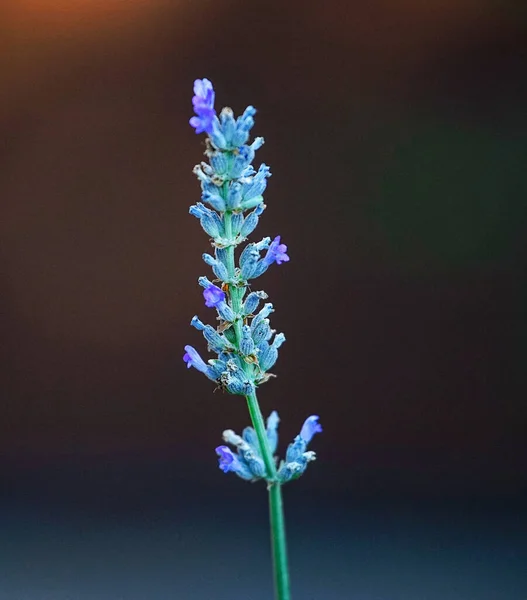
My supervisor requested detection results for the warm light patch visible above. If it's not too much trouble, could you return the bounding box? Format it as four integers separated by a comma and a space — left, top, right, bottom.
4, 0, 174, 31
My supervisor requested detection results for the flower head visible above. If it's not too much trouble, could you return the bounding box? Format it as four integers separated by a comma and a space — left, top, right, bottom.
189, 78, 216, 134
300, 415, 323, 443
263, 235, 290, 266
203, 283, 226, 308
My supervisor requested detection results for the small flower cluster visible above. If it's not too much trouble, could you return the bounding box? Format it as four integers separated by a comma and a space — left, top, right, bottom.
184, 79, 320, 482
216, 412, 322, 483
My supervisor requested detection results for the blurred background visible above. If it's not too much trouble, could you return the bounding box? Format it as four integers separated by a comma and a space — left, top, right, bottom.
1, 1, 526, 598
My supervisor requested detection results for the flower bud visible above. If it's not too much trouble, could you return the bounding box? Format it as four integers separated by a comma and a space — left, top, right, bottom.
251, 318, 272, 345
231, 106, 257, 146
226, 182, 242, 210
216, 301, 235, 323
219, 107, 236, 145
201, 189, 226, 212
239, 245, 260, 280
231, 212, 244, 237
240, 204, 265, 237
242, 291, 268, 316
202, 253, 228, 281
209, 151, 229, 175
240, 324, 255, 356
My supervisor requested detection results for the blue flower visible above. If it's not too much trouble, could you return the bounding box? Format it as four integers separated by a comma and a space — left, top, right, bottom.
300, 415, 323, 443
183, 345, 213, 377
189, 78, 216, 134
215, 445, 235, 472
215, 445, 255, 480
203, 283, 226, 308
263, 236, 290, 266
277, 416, 321, 483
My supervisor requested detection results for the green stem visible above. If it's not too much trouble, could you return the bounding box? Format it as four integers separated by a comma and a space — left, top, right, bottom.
222, 208, 291, 600
245, 391, 277, 479
268, 480, 291, 600
246, 391, 291, 600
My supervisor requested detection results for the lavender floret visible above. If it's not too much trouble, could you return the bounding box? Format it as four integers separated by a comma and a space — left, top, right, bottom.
300, 415, 323, 443
203, 283, 225, 308
263, 235, 290, 266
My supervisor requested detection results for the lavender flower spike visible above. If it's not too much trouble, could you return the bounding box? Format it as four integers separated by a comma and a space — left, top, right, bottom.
189, 78, 216, 134
184, 79, 319, 600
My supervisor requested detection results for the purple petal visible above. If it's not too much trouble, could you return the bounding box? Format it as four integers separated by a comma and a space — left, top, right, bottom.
203, 284, 226, 308
264, 235, 290, 266
183, 345, 209, 375
215, 445, 235, 472
190, 78, 216, 134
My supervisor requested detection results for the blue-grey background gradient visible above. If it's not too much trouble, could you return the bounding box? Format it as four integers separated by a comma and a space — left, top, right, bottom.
1, 1, 526, 598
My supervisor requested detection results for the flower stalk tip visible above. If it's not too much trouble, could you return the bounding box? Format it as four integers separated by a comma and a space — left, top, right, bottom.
190, 78, 216, 134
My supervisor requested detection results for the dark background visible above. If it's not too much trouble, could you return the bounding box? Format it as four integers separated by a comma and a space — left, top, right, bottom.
1, 1, 526, 598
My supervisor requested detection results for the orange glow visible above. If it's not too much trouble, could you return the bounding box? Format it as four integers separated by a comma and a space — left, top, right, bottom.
3, 0, 177, 32
7, 0, 169, 15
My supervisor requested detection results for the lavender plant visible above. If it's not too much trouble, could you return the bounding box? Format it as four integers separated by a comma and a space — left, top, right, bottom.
184, 78, 322, 600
